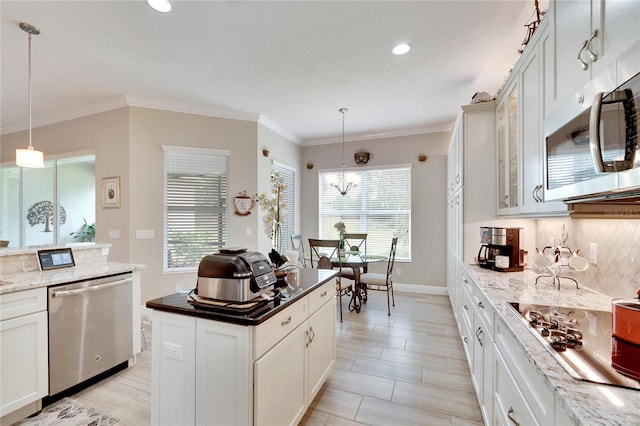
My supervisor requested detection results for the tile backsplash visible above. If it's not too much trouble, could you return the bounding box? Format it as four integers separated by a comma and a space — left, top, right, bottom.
536, 218, 640, 299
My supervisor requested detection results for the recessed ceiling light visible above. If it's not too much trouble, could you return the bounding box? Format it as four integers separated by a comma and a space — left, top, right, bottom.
147, 0, 171, 13
391, 43, 411, 55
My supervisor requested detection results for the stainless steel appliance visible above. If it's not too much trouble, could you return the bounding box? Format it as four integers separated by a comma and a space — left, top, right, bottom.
544, 69, 640, 203
477, 227, 524, 272
196, 249, 276, 302
507, 302, 640, 390
48, 273, 133, 396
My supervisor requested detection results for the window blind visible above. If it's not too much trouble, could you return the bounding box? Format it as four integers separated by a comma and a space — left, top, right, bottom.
272, 162, 295, 253
163, 147, 229, 271
318, 166, 411, 260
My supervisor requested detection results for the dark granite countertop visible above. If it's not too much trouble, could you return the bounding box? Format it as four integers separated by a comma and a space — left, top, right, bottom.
146, 268, 337, 325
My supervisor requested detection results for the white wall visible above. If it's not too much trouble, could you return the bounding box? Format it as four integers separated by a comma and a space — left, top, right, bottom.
301, 132, 450, 287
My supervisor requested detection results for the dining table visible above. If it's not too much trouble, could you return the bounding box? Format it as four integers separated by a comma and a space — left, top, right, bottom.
330, 252, 387, 312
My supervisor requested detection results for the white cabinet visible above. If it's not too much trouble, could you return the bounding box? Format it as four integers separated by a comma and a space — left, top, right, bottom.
254, 322, 307, 426
551, 0, 640, 111
0, 288, 48, 419
151, 280, 336, 426
460, 268, 495, 425
497, 17, 566, 216
255, 300, 335, 426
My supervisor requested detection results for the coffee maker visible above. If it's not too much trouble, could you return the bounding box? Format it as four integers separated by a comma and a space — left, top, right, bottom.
477, 227, 524, 272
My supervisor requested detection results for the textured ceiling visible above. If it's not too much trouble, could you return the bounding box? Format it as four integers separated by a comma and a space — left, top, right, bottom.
0, 1, 545, 144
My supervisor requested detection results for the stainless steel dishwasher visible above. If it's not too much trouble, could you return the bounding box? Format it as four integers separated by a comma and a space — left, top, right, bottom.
48, 272, 133, 395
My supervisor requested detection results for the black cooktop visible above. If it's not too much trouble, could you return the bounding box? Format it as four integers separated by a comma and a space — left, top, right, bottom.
507, 302, 640, 391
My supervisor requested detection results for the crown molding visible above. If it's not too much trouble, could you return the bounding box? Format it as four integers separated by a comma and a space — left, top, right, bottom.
1, 95, 129, 135
300, 122, 454, 146
257, 115, 301, 144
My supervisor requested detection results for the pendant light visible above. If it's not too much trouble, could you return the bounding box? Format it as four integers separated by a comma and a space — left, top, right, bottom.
16, 23, 44, 168
328, 108, 360, 196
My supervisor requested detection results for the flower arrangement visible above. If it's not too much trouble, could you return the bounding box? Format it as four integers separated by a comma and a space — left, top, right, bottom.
334, 221, 346, 249
254, 171, 286, 252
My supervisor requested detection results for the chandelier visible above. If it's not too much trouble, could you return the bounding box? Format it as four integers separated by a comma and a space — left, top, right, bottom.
329, 108, 360, 196
15, 23, 44, 168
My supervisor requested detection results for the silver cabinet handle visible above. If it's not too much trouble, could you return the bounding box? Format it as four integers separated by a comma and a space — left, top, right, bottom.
577, 39, 589, 70
320, 290, 327, 297
281, 316, 292, 326
475, 327, 484, 347
477, 301, 485, 309
309, 326, 315, 344
536, 184, 544, 203
586, 29, 598, 62
463, 278, 468, 283
305, 330, 310, 347
531, 185, 539, 202
507, 407, 520, 426
463, 337, 469, 344
464, 304, 469, 310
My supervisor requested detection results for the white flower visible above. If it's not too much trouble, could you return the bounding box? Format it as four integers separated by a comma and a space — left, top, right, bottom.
254, 171, 286, 240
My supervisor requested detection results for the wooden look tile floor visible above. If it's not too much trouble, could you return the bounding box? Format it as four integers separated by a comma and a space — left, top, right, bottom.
67, 291, 483, 426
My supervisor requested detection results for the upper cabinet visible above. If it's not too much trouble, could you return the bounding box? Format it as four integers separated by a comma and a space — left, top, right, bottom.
549, 0, 640, 113
497, 17, 566, 217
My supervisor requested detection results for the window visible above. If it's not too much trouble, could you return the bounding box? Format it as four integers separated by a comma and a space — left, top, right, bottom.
163, 146, 229, 271
272, 162, 295, 252
0, 154, 95, 247
319, 165, 411, 260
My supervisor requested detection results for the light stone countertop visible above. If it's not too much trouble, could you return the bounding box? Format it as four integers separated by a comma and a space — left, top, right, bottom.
463, 264, 639, 426
0, 262, 144, 295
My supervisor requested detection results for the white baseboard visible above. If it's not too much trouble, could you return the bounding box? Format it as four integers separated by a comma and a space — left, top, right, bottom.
393, 283, 448, 295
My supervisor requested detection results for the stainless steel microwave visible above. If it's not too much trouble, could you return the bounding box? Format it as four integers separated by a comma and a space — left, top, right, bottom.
544, 70, 640, 202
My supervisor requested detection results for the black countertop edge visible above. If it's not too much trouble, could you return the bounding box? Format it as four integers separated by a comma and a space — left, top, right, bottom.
145, 268, 337, 326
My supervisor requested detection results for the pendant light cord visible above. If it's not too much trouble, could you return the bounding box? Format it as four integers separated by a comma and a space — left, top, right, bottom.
28, 31, 33, 149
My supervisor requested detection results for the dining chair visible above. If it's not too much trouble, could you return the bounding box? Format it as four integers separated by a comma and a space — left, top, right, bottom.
308, 239, 354, 322
358, 237, 398, 316
289, 233, 306, 267
340, 233, 367, 279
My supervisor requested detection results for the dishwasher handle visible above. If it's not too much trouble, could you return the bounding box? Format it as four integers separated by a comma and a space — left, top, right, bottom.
51, 277, 133, 297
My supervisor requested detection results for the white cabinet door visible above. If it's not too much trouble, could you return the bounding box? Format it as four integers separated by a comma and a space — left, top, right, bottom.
307, 299, 336, 402
0, 311, 48, 417
151, 310, 197, 426
196, 319, 252, 426
552, 0, 640, 111
553, 0, 593, 105
521, 46, 543, 214
254, 323, 307, 426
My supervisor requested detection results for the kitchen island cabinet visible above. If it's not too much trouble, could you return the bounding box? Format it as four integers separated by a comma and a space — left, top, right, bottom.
147, 268, 337, 426
450, 263, 640, 425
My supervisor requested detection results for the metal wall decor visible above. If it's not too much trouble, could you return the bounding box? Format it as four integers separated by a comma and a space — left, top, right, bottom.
354, 151, 370, 164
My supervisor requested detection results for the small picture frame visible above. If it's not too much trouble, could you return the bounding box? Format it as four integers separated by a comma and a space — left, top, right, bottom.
102, 176, 121, 208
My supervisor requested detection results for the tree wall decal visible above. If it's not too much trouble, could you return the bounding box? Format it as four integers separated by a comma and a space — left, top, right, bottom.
27, 201, 67, 232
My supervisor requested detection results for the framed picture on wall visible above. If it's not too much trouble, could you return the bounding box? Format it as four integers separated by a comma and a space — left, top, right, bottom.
102, 176, 121, 208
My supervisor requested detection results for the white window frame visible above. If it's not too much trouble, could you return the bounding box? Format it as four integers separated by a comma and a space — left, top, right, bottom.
163, 145, 230, 273
318, 164, 411, 260
272, 160, 296, 253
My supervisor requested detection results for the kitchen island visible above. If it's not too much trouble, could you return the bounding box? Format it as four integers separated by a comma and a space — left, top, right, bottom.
454, 264, 640, 426
146, 268, 337, 426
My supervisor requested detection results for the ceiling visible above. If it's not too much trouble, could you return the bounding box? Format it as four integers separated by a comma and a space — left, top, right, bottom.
0, 1, 544, 145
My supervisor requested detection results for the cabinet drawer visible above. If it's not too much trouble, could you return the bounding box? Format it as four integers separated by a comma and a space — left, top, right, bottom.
0, 288, 47, 321
471, 286, 494, 338
308, 280, 334, 314
494, 350, 539, 426
254, 297, 307, 358
495, 319, 554, 424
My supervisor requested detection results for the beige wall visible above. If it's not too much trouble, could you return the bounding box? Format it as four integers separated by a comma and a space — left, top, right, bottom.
301, 132, 450, 287
256, 124, 303, 254
1, 108, 131, 261
1, 107, 302, 303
